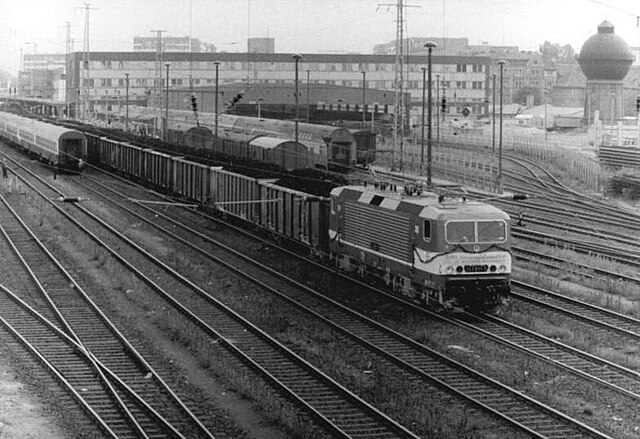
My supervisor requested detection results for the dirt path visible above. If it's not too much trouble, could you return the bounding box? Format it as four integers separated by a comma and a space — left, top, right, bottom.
0, 348, 67, 439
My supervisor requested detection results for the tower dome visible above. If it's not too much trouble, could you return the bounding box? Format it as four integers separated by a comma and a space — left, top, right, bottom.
577, 20, 634, 80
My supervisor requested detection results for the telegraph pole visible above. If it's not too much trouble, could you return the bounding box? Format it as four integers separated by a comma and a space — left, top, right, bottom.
82, 4, 90, 121
378, 0, 420, 172
151, 29, 166, 137
293, 54, 302, 168
76, 3, 98, 121
65, 21, 72, 118
125, 73, 130, 132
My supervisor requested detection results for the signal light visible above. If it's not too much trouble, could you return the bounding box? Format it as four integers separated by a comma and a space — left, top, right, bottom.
441, 96, 447, 113
190, 94, 198, 112
636, 96, 640, 113
229, 92, 244, 106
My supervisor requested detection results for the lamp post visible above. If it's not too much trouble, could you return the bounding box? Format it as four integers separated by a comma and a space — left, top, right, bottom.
257, 97, 263, 119
306, 69, 310, 123
293, 54, 302, 168
425, 41, 437, 187
436, 74, 440, 147
498, 60, 505, 194
587, 89, 592, 128
544, 89, 548, 142
610, 92, 615, 128
164, 63, 170, 142
214, 61, 220, 138
361, 70, 366, 129
124, 73, 130, 133
420, 66, 427, 174
492, 73, 496, 153
24, 42, 36, 98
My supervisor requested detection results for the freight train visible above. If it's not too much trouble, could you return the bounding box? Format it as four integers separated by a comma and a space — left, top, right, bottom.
0, 111, 87, 170
87, 133, 513, 310
125, 107, 359, 171
215, 129, 314, 170
168, 122, 330, 171
0, 111, 513, 310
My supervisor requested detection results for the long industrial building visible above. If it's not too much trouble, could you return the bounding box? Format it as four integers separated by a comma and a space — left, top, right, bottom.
64, 51, 492, 121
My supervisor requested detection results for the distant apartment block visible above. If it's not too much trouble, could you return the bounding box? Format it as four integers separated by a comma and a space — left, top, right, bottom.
373, 37, 549, 106
133, 36, 216, 53
19, 54, 66, 99
248, 38, 275, 54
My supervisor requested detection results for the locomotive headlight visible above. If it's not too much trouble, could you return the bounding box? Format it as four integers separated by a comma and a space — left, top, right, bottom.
445, 265, 454, 274
489, 265, 497, 272
498, 264, 507, 273
456, 266, 463, 273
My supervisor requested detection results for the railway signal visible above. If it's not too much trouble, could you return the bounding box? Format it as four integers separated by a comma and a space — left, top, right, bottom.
228, 91, 245, 110
190, 94, 200, 126
190, 94, 198, 112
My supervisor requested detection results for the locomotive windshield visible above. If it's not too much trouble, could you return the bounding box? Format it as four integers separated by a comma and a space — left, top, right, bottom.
446, 220, 506, 244
477, 220, 507, 242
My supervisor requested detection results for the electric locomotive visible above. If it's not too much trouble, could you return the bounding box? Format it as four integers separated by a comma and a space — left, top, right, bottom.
329, 183, 511, 310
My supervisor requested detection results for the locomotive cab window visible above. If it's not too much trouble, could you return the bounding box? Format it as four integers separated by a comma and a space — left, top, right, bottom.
477, 220, 506, 243
423, 219, 432, 241
446, 221, 475, 243
446, 220, 507, 244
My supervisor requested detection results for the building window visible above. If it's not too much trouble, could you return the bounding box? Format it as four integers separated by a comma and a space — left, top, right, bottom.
456, 64, 467, 72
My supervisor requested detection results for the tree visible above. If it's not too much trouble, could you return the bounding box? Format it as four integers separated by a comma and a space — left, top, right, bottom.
539, 41, 577, 66
558, 44, 576, 61
539, 41, 559, 65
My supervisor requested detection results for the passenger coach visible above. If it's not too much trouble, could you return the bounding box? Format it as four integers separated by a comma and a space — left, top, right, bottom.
0, 111, 87, 170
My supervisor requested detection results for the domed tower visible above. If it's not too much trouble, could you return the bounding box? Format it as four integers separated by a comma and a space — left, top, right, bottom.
578, 20, 634, 124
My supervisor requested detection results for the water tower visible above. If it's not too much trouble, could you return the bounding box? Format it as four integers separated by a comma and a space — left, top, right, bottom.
577, 21, 634, 124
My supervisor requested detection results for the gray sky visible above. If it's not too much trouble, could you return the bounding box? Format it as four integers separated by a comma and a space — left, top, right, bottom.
1, 0, 639, 74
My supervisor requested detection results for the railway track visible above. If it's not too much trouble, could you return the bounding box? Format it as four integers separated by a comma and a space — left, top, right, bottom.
512, 246, 640, 284
64, 168, 619, 438
0, 194, 216, 437
1, 152, 419, 439
512, 228, 640, 268
1, 146, 636, 437
512, 281, 640, 340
